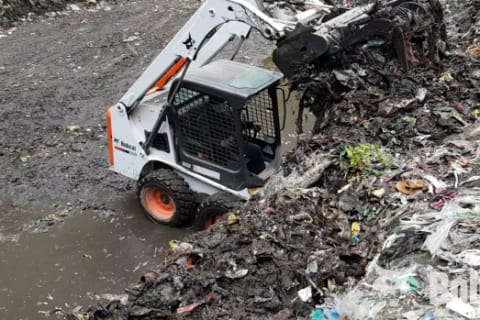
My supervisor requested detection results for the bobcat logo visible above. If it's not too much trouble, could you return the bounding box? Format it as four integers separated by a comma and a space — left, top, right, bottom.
182, 33, 194, 50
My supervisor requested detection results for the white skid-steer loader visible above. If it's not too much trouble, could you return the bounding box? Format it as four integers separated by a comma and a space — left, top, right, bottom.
106, 0, 436, 229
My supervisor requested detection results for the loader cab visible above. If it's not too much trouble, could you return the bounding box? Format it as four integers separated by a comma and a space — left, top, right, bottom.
168, 59, 284, 191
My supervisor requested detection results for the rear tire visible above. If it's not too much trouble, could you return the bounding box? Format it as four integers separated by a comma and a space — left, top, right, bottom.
195, 192, 244, 230
137, 169, 195, 227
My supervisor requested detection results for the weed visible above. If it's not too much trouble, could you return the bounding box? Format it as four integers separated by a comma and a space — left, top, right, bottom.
340, 144, 392, 174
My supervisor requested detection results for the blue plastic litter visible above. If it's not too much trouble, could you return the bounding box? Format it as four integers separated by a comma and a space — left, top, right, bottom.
424, 309, 435, 320
311, 307, 324, 320
326, 309, 340, 320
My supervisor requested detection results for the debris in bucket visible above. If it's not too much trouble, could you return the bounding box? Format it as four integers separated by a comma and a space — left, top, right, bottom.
70, 0, 480, 318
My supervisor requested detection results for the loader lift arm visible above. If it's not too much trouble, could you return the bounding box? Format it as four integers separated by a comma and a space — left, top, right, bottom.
119, 0, 335, 110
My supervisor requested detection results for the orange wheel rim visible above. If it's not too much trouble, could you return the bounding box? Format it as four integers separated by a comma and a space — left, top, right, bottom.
144, 188, 175, 220
204, 213, 222, 229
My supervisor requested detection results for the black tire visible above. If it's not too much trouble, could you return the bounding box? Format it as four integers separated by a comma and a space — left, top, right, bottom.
137, 169, 195, 227
195, 192, 244, 230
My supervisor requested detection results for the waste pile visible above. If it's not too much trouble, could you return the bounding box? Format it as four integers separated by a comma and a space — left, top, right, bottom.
323, 188, 480, 319
70, 0, 480, 319
75, 186, 380, 319
294, 0, 480, 318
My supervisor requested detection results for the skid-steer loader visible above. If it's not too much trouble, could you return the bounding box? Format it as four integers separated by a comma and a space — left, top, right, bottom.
106, 0, 438, 229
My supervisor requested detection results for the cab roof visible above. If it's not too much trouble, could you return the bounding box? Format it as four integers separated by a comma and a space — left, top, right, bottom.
181, 59, 283, 100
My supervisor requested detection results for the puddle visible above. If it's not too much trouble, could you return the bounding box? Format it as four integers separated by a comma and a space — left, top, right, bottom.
0, 194, 189, 319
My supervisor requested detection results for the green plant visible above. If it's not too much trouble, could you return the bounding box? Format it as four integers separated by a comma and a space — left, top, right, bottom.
340, 144, 392, 174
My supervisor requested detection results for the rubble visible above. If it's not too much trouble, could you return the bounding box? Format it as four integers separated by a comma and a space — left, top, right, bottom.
67, 0, 480, 319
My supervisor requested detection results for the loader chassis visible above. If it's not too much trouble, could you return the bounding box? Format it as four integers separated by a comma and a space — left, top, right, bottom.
108, 60, 283, 227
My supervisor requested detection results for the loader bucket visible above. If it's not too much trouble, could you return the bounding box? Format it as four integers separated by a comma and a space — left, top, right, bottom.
272, 24, 329, 79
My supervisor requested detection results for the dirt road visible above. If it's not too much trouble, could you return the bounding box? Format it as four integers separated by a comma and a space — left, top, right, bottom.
0, 0, 199, 234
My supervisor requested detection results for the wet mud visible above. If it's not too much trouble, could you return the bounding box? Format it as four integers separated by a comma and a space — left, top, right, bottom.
0, 194, 189, 319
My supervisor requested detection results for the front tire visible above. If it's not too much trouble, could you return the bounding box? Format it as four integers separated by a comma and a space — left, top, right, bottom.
195, 192, 244, 230
137, 169, 195, 227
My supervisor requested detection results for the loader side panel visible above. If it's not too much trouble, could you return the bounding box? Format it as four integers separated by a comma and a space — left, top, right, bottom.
108, 104, 148, 180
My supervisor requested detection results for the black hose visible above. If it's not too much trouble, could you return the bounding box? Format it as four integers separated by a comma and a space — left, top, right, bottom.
143, 58, 192, 154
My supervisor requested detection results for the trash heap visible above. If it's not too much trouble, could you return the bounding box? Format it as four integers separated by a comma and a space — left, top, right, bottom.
82, 185, 381, 319
71, 0, 480, 319
324, 188, 480, 319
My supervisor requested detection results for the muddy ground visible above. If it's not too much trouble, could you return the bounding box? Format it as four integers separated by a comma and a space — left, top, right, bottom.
0, 0, 308, 318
